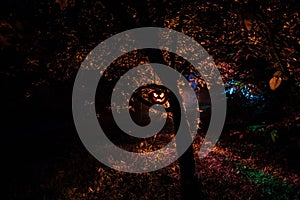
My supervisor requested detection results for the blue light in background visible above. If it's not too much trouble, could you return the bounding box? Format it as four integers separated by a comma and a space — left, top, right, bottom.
225, 79, 266, 105
184, 73, 266, 106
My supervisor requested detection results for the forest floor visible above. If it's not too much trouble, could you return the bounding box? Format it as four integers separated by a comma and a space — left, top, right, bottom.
5, 96, 300, 199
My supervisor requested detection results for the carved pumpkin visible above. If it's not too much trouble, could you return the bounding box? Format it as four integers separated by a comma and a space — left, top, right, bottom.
151, 90, 167, 104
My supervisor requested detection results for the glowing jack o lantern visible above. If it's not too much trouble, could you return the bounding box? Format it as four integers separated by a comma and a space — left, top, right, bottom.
151, 90, 167, 104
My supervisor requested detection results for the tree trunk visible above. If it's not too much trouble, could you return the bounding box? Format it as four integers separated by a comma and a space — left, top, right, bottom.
148, 50, 197, 200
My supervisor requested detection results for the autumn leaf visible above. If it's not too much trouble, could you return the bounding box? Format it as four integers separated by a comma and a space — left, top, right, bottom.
244, 19, 253, 31
55, 0, 68, 10
269, 76, 282, 90
273, 71, 282, 77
